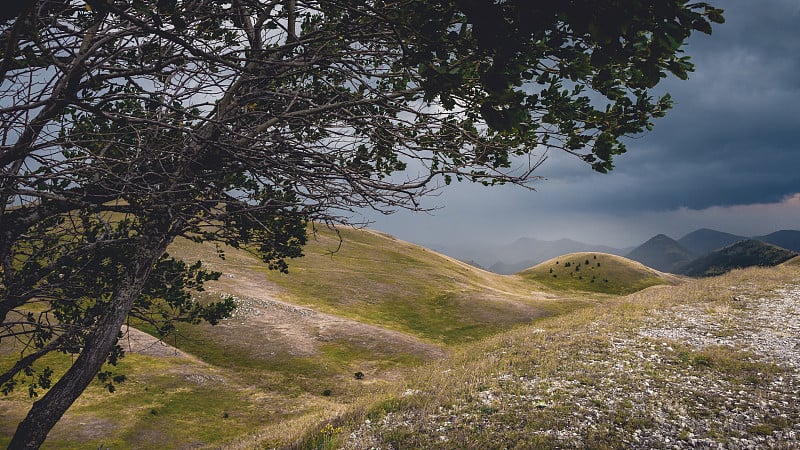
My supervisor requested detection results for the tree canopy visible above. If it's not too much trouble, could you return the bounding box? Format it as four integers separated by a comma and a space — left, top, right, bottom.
0, 0, 722, 447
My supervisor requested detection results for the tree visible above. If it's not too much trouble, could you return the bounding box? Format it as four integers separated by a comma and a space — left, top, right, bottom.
1, 0, 722, 447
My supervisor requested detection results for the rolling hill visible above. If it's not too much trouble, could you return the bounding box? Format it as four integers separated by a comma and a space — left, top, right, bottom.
517, 252, 676, 295
678, 239, 799, 277
3, 227, 597, 449
0, 228, 692, 448
625, 234, 694, 273
6, 223, 800, 448
175, 226, 589, 345
428, 238, 628, 275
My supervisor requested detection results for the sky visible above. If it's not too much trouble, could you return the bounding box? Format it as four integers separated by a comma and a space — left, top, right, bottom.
360, 0, 800, 251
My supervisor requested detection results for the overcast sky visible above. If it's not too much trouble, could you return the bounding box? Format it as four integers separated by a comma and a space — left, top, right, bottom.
361, 0, 800, 250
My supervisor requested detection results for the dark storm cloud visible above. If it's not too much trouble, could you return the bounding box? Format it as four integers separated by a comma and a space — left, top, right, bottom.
522, 0, 800, 213
611, 0, 800, 208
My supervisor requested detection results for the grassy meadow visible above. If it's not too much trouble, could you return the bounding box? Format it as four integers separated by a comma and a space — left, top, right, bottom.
1, 227, 796, 448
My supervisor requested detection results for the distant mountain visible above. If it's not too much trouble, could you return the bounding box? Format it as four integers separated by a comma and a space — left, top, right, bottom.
678, 239, 799, 277
488, 260, 525, 275
626, 234, 694, 273
678, 228, 746, 256
429, 228, 800, 275
754, 230, 800, 252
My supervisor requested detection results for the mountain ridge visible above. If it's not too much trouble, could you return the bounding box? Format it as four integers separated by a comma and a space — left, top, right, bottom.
677, 239, 798, 277
429, 228, 800, 276
677, 228, 747, 256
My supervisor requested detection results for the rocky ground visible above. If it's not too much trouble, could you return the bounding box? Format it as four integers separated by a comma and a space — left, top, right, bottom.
344, 280, 800, 449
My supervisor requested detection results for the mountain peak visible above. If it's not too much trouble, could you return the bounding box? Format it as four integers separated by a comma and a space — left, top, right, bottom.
626, 234, 693, 273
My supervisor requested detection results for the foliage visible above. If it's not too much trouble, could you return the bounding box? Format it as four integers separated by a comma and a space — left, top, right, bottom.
1, 0, 722, 446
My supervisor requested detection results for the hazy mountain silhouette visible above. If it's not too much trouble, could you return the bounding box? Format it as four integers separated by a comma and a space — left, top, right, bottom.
677, 228, 746, 256
754, 230, 800, 252
625, 234, 694, 273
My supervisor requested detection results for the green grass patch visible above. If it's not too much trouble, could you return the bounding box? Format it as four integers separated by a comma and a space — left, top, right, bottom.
185, 226, 560, 344
518, 252, 669, 295
0, 351, 275, 449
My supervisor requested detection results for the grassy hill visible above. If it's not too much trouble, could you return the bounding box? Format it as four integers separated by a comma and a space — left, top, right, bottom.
484, 238, 626, 275
782, 255, 800, 267
170, 226, 582, 345
3, 228, 713, 448
1, 226, 595, 448
517, 252, 674, 295
679, 239, 798, 277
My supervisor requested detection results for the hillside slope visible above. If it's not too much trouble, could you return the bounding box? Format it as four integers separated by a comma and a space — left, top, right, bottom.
171, 226, 582, 345
517, 252, 674, 295
0, 228, 688, 448
486, 238, 625, 274
342, 264, 800, 449
2, 227, 589, 449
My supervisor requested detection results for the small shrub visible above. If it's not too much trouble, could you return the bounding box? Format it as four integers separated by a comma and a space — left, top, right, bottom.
354, 371, 365, 380
322, 389, 332, 396
678, 351, 712, 368
749, 423, 778, 436
693, 355, 712, 367
313, 423, 344, 450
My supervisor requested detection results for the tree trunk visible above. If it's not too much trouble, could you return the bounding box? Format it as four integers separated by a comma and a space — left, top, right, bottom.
7, 235, 171, 449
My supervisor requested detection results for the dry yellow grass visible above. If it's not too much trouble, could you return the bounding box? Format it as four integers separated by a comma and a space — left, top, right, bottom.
333, 264, 800, 449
